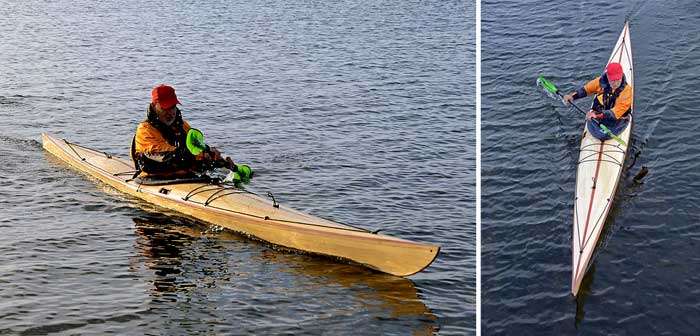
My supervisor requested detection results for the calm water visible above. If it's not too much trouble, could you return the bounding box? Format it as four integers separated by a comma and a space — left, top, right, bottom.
482, 1, 700, 335
0, 1, 474, 335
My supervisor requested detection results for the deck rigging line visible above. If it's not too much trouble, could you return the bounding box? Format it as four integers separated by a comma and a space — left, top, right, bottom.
59, 137, 374, 235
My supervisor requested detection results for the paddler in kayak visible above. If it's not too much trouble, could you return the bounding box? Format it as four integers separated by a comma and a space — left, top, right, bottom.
130, 84, 235, 179
563, 62, 632, 140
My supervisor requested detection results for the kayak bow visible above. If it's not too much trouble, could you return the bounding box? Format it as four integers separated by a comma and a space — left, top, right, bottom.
42, 133, 439, 276
571, 21, 633, 296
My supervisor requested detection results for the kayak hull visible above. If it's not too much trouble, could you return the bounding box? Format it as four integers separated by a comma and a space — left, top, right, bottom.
571, 21, 633, 296
42, 133, 439, 276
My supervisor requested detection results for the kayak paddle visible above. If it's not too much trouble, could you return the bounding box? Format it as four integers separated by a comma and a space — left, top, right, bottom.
186, 128, 253, 182
537, 76, 627, 146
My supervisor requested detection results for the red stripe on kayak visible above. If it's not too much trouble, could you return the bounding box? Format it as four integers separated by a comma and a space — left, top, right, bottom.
573, 140, 606, 286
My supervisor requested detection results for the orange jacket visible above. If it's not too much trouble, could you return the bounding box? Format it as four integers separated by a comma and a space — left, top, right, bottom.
135, 119, 191, 154
576, 75, 633, 119
131, 106, 200, 177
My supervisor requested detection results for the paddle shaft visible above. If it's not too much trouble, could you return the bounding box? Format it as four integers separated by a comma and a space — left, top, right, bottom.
553, 89, 627, 146
186, 129, 251, 180
553, 90, 605, 128
211, 157, 237, 171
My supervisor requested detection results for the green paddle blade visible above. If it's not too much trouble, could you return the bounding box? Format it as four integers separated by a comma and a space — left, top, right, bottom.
537, 76, 559, 94
224, 170, 241, 182
186, 128, 207, 155
223, 166, 253, 184
237, 164, 252, 180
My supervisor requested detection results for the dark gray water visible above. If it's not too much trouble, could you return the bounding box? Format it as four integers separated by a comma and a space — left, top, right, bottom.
482, 1, 700, 335
0, 1, 474, 335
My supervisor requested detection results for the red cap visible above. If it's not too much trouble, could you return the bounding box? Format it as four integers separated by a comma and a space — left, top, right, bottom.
606, 62, 623, 81
151, 85, 180, 109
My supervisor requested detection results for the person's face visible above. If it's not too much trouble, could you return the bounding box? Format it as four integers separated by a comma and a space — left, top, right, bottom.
154, 102, 177, 125
609, 78, 622, 90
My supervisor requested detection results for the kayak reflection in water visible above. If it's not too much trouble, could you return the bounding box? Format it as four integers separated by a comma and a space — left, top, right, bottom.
562, 62, 633, 140
130, 84, 235, 179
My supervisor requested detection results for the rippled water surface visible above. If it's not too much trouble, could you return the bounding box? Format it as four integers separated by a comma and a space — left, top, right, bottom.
482, 1, 700, 334
0, 1, 474, 334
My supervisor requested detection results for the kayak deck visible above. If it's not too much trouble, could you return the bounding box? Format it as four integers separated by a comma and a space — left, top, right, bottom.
42, 133, 439, 276
572, 118, 631, 295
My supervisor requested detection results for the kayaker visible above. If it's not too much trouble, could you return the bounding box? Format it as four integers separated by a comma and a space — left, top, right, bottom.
131, 84, 234, 179
562, 62, 632, 139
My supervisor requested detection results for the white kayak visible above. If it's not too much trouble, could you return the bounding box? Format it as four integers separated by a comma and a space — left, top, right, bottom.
571, 21, 634, 296
42, 133, 440, 276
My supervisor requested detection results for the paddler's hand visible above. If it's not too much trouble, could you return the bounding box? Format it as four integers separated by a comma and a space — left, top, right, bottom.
196, 146, 223, 162
207, 147, 224, 161
224, 156, 237, 171
585, 109, 603, 121
563, 92, 576, 105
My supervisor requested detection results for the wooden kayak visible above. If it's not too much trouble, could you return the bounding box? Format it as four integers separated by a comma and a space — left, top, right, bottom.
42, 133, 439, 276
571, 21, 633, 296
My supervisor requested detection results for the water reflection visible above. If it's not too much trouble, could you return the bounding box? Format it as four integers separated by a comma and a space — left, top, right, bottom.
132, 215, 199, 297
574, 262, 596, 329
131, 214, 437, 334
261, 252, 439, 333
